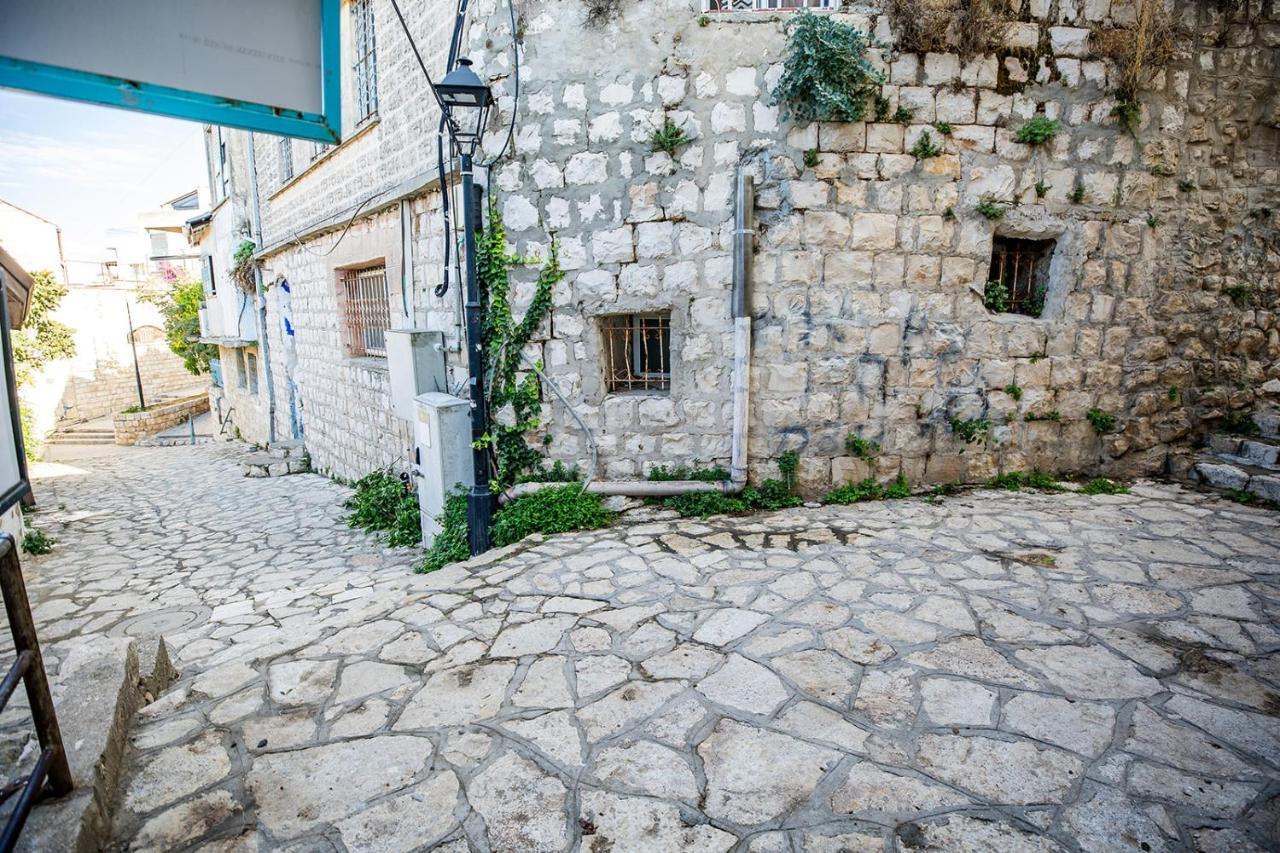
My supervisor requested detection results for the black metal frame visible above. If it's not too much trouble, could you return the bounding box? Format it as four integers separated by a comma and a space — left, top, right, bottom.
0, 284, 31, 515
0, 533, 72, 852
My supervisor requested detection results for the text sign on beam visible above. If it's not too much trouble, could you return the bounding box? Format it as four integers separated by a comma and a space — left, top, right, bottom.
0, 0, 341, 143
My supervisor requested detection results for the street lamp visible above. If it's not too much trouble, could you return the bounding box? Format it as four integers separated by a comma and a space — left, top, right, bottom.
432, 57, 494, 557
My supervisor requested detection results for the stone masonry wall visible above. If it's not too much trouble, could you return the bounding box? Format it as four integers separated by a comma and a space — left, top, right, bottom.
457, 0, 1278, 492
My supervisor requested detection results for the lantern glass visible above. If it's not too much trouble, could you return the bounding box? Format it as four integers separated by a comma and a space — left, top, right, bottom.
433, 58, 493, 155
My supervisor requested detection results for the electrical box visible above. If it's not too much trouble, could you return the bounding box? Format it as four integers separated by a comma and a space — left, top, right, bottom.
387, 330, 447, 420
413, 393, 473, 546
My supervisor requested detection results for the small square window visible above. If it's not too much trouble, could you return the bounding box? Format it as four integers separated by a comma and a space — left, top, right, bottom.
246, 352, 259, 395
602, 313, 671, 393
987, 237, 1056, 317
235, 349, 248, 389
340, 264, 391, 358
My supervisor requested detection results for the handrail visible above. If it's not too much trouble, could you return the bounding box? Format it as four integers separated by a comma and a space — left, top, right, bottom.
0, 533, 72, 852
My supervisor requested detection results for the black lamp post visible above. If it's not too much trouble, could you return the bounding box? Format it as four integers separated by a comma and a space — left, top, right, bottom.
432, 58, 494, 557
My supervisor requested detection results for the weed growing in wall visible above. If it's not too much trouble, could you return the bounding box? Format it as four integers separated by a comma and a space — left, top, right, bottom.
1014, 117, 1060, 146
777, 451, 800, 492
933, 121, 953, 135
1087, 408, 1118, 434
949, 417, 990, 444
1024, 410, 1061, 422
1223, 284, 1255, 306
910, 131, 942, 160
975, 199, 1006, 220
648, 117, 693, 156
1004, 383, 1023, 402
987, 470, 1063, 491
825, 473, 910, 505
1220, 410, 1259, 435
771, 10, 884, 123
1034, 181, 1050, 199
1223, 490, 1280, 511
1080, 477, 1129, 495
845, 432, 880, 461
983, 279, 1009, 313
491, 484, 612, 547
1068, 183, 1087, 204
803, 147, 821, 168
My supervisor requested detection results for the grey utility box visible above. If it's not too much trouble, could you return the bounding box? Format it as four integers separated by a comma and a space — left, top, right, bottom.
387, 329, 447, 421
413, 392, 473, 546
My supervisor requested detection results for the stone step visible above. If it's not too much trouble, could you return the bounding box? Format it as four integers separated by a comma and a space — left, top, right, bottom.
6, 637, 176, 852
267, 439, 306, 460
241, 452, 310, 478
45, 435, 115, 446
1256, 409, 1279, 440
1192, 458, 1280, 504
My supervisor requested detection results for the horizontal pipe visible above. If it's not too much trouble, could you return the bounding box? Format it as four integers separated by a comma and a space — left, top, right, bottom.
501, 478, 745, 504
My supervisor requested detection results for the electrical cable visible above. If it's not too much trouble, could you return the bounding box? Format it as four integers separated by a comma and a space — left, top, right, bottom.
388, 0, 437, 91
478, 0, 520, 167
285, 192, 377, 257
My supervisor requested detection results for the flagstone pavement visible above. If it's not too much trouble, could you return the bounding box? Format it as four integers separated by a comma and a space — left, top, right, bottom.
13, 443, 1280, 852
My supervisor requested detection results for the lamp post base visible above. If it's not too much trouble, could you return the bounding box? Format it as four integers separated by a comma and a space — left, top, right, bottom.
467, 485, 492, 556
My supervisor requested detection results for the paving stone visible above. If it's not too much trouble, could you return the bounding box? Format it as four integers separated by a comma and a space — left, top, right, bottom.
490, 615, 578, 657
772, 701, 870, 753
246, 736, 431, 838
333, 661, 410, 704
579, 681, 684, 741
1058, 786, 1171, 853
395, 662, 515, 728
900, 814, 1060, 851
1124, 704, 1259, 779
1000, 692, 1115, 757
267, 659, 338, 706
1125, 761, 1259, 817
699, 719, 840, 825
773, 649, 859, 706
640, 643, 723, 680
696, 653, 790, 716
468, 751, 570, 851
853, 667, 917, 726
920, 678, 997, 726
591, 739, 699, 800
333, 770, 460, 852
579, 790, 736, 852
503, 709, 584, 769
1015, 645, 1162, 699
830, 762, 970, 817
916, 735, 1085, 804
693, 608, 770, 646
131, 790, 241, 852
124, 731, 232, 815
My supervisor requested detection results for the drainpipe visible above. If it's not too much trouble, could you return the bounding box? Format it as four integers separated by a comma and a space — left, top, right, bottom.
501, 168, 755, 502
246, 132, 278, 444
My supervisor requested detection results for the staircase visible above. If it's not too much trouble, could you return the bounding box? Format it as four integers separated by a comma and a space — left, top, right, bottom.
45, 424, 115, 446
240, 439, 310, 478
1190, 408, 1280, 505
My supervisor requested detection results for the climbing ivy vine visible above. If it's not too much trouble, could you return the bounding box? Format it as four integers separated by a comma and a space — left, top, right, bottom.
476, 198, 562, 489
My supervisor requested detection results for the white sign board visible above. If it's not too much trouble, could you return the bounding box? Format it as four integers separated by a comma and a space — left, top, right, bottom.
0, 0, 341, 142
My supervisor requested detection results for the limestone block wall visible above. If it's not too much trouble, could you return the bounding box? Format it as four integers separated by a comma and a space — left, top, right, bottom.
113, 394, 210, 445
456, 0, 1278, 491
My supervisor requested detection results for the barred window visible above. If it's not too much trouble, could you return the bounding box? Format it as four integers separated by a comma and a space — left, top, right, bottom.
987, 237, 1056, 318
351, 0, 379, 123
602, 313, 671, 393
234, 349, 248, 389
245, 351, 260, 395
341, 265, 391, 358
706, 0, 837, 10
279, 137, 294, 183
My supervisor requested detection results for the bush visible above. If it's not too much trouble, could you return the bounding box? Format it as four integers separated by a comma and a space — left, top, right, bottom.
22, 529, 53, 555
984, 279, 1009, 313
491, 485, 611, 547
519, 460, 582, 483
418, 491, 471, 573
975, 199, 1006, 220
770, 10, 884, 123
777, 451, 799, 491
825, 477, 883, 504
664, 479, 801, 518
1080, 477, 1129, 495
141, 277, 217, 376
1220, 410, 1258, 435
883, 473, 912, 499
987, 470, 1062, 491
344, 470, 421, 547
744, 479, 803, 511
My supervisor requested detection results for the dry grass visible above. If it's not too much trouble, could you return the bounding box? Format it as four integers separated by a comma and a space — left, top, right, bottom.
1091, 0, 1178, 95
884, 0, 1014, 58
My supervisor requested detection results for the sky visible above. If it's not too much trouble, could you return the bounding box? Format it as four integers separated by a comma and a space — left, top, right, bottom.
0, 89, 209, 263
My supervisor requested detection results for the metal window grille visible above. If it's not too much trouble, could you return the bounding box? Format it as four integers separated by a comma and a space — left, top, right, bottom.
352, 0, 379, 123
279, 137, 294, 183
342, 265, 391, 357
246, 352, 260, 395
311, 141, 329, 161
987, 237, 1056, 317
602, 313, 671, 393
706, 0, 837, 11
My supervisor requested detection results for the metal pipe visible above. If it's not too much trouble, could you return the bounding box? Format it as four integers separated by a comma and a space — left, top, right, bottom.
502, 478, 740, 502
246, 133, 278, 444
460, 152, 492, 555
125, 301, 146, 411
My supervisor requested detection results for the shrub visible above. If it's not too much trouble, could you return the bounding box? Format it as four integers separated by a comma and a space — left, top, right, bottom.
519, 460, 582, 483
883, 473, 911, 499
141, 277, 217, 376
988, 470, 1062, 491
1080, 477, 1129, 495
648, 117, 693, 156
777, 451, 800, 492
491, 484, 611, 547
344, 470, 422, 547
770, 10, 884, 123
910, 130, 942, 159
664, 479, 801, 518
845, 432, 880, 461
21, 529, 53, 555
1086, 408, 1117, 434
1014, 117, 1060, 145
419, 491, 472, 573
744, 479, 803, 511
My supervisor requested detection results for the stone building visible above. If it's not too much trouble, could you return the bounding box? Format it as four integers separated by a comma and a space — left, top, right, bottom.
207, 0, 1278, 493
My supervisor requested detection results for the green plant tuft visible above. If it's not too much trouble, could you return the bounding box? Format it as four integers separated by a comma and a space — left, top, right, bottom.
975, 198, 1006, 220
1111, 94, 1141, 135
1034, 181, 1049, 198
21, 528, 54, 555
344, 470, 421, 547
648, 464, 729, 482
1168, 386, 1179, 402
984, 279, 1009, 313
910, 130, 942, 159
1223, 489, 1280, 511
697, 13, 710, 26
1146, 213, 1160, 229
883, 473, 911, 499
492, 484, 611, 547
777, 451, 800, 492
949, 417, 990, 444
771, 10, 885, 123
418, 490, 471, 573
648, 117, 693, 156
892, 105, 915, 124
1086, 408, 1117, 434
1222, 284, 1254, 306
1177, 178, 1195, 193
803, 147, 821, 168
988, 470, 1062, 491
1014, 116, 1060, 145
1004, 383, 1023, 402
933, 121, 953, 135
1080, 477, 1129, 495
519, 460, 582, 483
1068, 182, 1086, 204
845, 432, 880, 461
1220, 410, 1258, 435
825, 477, 883, 505
663, 479, 801, 518
1024, 410, 1061, 422
942, 205, 955, 221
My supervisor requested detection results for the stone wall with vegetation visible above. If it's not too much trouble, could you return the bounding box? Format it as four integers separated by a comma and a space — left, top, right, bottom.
464, 0, 1278, 492
113, 394, 210, 446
